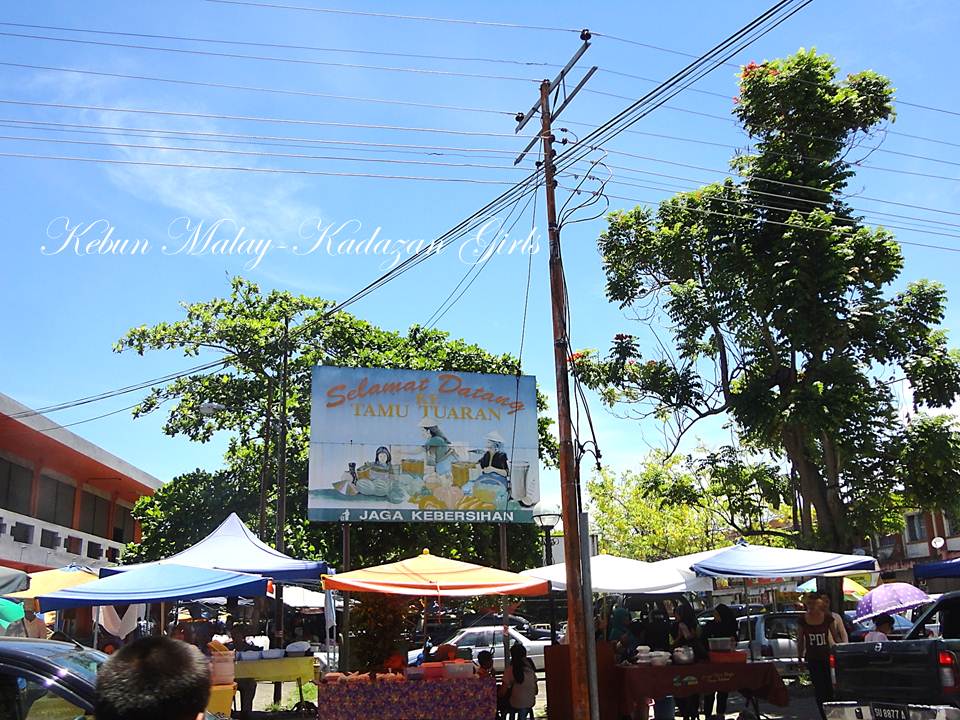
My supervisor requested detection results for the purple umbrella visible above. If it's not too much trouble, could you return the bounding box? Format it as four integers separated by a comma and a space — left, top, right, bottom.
854, 582, 931, 622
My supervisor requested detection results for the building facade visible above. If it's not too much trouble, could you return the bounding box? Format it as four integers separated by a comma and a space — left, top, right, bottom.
0, 392, 160, 572
877, 510, 960, 592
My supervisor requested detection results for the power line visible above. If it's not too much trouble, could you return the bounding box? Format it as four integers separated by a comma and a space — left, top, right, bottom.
0, 131, 525, 172
0, 31, 539, 83
0, 98, 523, 137
578, 186, 960, 254
0, 62, 516, 116
0, 151, 518, 183
0, 21, 558, 68
204, 0, 583, 33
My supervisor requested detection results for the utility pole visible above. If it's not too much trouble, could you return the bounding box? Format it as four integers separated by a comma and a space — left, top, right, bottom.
273, 314, 290, 703
258, 378, 273, 540
513, 34, 597, 720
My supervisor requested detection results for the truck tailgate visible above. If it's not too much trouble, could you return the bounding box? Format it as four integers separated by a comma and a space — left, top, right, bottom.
834, 641, 945, 703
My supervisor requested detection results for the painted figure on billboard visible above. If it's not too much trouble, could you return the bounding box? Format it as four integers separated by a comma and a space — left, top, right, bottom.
308, 367, 539, 523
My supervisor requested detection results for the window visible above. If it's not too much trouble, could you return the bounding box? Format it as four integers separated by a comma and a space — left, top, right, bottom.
113, 505, 135, 543
764, 616, 798, 641
40, 529, 60, 549
0, 457, 33, 515
37, 475, 75, 527
738, 617, 759, 642
945, 511, 960, 538
457, 631, 491, 648
0, 669, 91, 719
906, 513, 928, 543
78, 491, 109, 538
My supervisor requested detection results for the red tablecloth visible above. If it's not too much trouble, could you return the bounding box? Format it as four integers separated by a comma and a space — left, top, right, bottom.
615, 661, 789, 715
316, 677, 496, 720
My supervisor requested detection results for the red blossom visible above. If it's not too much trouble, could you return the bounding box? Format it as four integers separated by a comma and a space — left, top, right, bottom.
768, 68, 779, 76
733, 96, 741, 104
568, 351, 585, 363
646, 360, 658, 367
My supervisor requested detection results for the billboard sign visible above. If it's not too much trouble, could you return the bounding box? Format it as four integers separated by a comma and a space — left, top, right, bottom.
308, 366, 539, 523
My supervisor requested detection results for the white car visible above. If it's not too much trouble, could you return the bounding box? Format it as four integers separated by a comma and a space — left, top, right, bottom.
408, 626, 549, 671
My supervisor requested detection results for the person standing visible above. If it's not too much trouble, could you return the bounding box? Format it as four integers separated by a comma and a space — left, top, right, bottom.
702, 604, 739, 719
501, 643, 537, 720
3, 600, 49, 638
798, 593, 838, 720
672, 602, 703, 720
821, 593, 849, 644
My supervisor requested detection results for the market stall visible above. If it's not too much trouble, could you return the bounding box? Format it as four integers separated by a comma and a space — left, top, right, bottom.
318, 550, 549, 720
521, 552, 712, 593
0, 566, 29, 595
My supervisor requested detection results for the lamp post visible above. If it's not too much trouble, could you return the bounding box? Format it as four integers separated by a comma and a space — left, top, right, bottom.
534, 510, 562, 643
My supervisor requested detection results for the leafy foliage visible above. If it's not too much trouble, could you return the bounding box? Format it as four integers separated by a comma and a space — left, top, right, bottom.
350, 594, 418, 671
579, 50, 960, 550
120, 277, 552, 570
588, 456, 728, 560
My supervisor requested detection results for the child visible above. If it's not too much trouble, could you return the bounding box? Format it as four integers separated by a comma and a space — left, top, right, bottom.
864, 614, 894, 642
475, 650, 494, 678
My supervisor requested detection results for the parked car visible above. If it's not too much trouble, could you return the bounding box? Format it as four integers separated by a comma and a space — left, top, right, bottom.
842, 610, 913, 642
0, 636, 219, 720
407, 626, 549, 671
459, 613, 551, 641
0, 637, 105, 718
736, 612, 804, 678
826, 590, 960, 719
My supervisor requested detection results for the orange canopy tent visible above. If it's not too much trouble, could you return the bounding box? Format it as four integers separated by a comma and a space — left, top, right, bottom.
321, 549, 549, 597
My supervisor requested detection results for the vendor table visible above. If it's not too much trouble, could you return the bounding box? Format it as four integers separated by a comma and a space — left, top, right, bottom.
234, 656, 315, 684
615, 661, 788, 717
315, 677, 496, 720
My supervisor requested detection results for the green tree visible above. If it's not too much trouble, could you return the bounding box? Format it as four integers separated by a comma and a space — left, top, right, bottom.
119, 277, 555, 571
588, 456, 727, 560
576, 50, 960, 551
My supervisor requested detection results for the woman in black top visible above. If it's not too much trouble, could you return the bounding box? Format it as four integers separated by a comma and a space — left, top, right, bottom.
701, 604, 739, 719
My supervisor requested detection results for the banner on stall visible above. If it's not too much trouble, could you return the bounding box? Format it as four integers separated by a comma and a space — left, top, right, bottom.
308, 366, 539, 523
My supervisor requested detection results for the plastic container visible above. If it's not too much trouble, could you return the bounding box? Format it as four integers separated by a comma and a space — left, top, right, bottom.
443, 661, 475, 678
709, 650, 748, 664
708, 637, 735, 652
238, 650, 262, 661
210, 652, 235, 685
262, 649, 285, 660
404, 666, 425, 681
421, 662, 445, 680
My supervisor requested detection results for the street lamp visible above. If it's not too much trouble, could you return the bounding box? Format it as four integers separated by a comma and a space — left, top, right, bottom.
533, 510, 562, 644
533, 511, 562, 565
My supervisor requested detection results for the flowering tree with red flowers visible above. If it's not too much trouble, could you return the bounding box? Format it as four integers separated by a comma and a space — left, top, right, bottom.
576, 50, 960, 552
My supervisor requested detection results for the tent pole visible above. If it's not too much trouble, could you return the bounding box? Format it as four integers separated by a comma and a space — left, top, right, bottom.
341, 522, 351, 672
93, 607, 100, 649
499, 522, 509, 671
548, 581, 558, 644
579, 510, 599, 720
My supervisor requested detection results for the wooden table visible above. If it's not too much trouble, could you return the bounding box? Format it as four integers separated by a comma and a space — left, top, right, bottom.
615, 660, 789, 717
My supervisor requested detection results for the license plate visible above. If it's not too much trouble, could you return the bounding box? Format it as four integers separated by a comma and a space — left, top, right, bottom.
871, 703, 908, 720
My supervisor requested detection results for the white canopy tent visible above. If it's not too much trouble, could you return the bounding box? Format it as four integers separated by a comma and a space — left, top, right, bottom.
521, 553, 709, 594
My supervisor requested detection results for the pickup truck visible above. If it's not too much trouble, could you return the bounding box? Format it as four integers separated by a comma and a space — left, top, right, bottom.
825, 590, 960, 720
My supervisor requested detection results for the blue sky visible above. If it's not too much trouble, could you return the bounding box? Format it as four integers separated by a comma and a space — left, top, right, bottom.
1, 1, 958, 513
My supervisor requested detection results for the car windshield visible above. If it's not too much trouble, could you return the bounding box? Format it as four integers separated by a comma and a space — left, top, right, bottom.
46, 648, 106, 683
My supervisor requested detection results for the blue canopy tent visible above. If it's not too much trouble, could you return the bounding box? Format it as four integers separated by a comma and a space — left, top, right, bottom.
36, 564, 269, 612
914, 557, 960, 580
691, 542, 878, 578
101, 513, 327, 582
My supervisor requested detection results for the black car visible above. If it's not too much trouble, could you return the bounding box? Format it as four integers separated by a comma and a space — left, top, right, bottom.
0, 636, 106, 718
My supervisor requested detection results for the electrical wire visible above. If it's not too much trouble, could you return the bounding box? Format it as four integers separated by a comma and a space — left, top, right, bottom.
0, 98, 523, 137
0, 21, 558, 68
0, 62, 516, 116
205, 0, 583, 33
0, 31, 540, 83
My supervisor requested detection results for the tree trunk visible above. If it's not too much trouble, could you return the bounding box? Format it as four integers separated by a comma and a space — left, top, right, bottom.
782, 426, 849, 551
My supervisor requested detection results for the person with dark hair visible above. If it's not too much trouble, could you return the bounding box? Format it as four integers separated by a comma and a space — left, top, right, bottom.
672, 601, 703, 720
702, 604, 739, 719
500, 643, 537, 720
799, 592, 838, 720
475, 649, 494, 678
94, 636, 211, 720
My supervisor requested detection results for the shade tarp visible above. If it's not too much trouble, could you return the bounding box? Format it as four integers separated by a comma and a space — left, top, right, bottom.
646, 549, 732, 592
269, 585, 328, 609
0, 566, 28, 595
101, 513, 327, 582
692, 543, 878, 578
37, 564, 268, 612
7, 564, 99, 599
521, 553, 709, 594
914, 556, 960, 580
322, 550, 549, 597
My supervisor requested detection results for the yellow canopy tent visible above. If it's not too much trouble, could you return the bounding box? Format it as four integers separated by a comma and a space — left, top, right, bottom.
322, 549, 549, 597
7, 564, 99, 599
